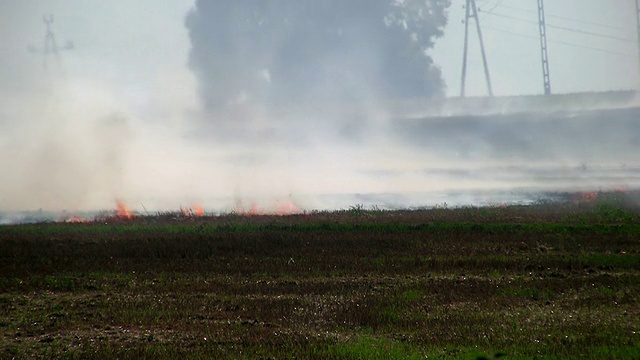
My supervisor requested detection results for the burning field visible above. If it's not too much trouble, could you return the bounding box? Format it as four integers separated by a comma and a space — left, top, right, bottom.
1, 193, 639, 359
2, 81, 640, 358
1, 2, 639, 358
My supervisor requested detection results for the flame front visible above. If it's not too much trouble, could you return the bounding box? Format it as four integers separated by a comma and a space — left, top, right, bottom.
64, 214, 88, 223
275, 198, 301, 215
181, 204, 205, 217
580, 192, 598, 202
193, 205, 205, 216
235, 197, 303, 216
116, 200, 133, 219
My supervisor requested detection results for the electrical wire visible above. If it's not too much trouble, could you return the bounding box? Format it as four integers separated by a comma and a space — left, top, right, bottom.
494, 3, 631, 32
547, 22, 635, 43
481, 10, 635, 43
477, 0, 504, 21
482, 25, 636, 58
482, 0, 504, 14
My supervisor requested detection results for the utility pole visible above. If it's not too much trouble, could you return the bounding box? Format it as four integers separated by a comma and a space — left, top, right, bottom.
636, 0, 640, 89
28, 14, 74, 70
537, 0, 551, 95
460, 0, 493, 97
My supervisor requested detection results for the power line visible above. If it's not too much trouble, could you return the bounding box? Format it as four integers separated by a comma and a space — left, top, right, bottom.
481, 10, 635, 43
480, 10, 538, 25
480, 0, 504, 15
492, 3, 630, 32
549, 22, 634, 43
482, 25, 636, 58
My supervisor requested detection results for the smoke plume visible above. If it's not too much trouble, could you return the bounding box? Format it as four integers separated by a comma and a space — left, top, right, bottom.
2, 1, 640, 222
185, 0, 451, 136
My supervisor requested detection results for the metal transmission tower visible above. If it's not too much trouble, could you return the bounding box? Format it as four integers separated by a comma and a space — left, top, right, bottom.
460, 0, 493, 97
537, 0, 551, 95
28, 14, 74, 70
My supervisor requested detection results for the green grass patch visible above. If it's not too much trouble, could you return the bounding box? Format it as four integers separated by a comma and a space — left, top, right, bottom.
579, 253, 640, 266
500, 286, 553, 301
315, 336, 426, 360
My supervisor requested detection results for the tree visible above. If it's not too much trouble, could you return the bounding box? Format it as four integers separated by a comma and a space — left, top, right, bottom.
185, 0, 451, 110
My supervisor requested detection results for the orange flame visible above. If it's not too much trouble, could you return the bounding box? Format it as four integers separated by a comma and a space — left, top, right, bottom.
580, 192, 598, 202
193, 205, 205, 216
65, 215, 88, 223
275, 198, 302, 215
246, 202, 263, 216
181, 204, 205, 217
234, 197, 302, 216
116, 200, 133, 219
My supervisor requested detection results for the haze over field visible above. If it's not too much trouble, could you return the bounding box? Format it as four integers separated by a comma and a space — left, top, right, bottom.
0, 1, 639, 216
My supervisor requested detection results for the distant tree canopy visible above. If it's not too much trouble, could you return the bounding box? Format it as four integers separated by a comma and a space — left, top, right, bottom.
186, 0, 451, 109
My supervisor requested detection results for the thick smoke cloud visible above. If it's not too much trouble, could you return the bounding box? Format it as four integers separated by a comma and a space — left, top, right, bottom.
393, 107, 640, 162
178, 1, 639, 210
185, 0, 450, 119
3, 1, 640, 223
0, 78, 135, 212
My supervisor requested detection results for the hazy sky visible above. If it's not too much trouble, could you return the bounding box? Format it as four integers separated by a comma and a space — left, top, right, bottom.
0, 0, 196, 119
434, 0, 638, 96
0, 1, 639, 214
0, 0, 636, 103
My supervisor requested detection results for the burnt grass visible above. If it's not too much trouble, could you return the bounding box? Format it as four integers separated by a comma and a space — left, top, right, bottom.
1, 195, 640, 359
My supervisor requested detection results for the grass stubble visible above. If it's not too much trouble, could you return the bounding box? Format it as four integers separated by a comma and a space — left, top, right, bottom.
0, 192, 639, 359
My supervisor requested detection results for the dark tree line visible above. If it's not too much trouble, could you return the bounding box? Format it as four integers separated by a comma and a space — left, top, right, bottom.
186, 0, 451, 109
